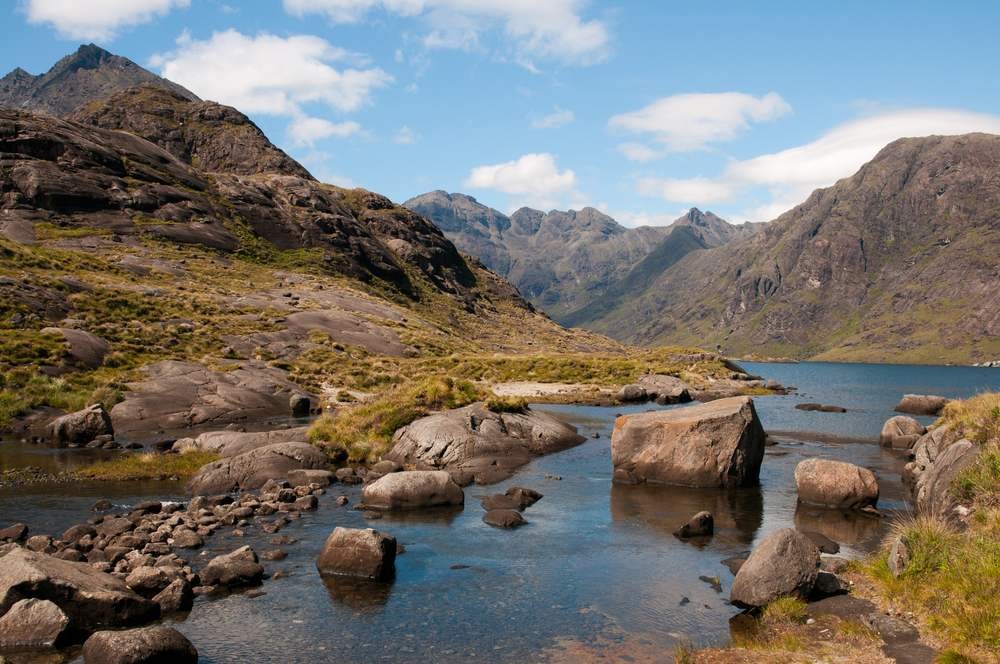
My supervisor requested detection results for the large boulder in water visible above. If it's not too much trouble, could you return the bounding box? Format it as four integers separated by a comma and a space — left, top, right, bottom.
316, 527, 396, 580
386, 403, 584, 485
0, 598, 71, 649
894, 394, 950, 416
172, 426, 309, 457
610, 396, 765, 487
48, 404, 113, 446
82, 626, 197, 664
0, 548, 158, 634
879, 416, 926, 449
730, 528, 820, 608
794, 458, 879, 510
362, 470, 464, 510
187, 441, 328, 495
200, 546, 264, 587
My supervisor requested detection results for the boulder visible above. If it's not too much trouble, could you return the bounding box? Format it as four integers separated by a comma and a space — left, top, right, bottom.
0, 522, 28, 542
483, 509, 526, 528
505, 486, 543, 509
794, 459, 879, 510
636, 374, 692, 404
200, 546, 264, 587
673, 511, 714, 538
386, 403, 584, 485
82, 626, 197, 664
152, 578, 193, 614
125, 566, 171, 597
903, 425, 960, 497
48, 404, 113, 446
186, 442, 329, 495
730, 528, 820, 608
611, 396, 765, 488
40, 327, 110, 369
0, 548, 159, 634
362, 471, 464, 510
289, 393, 312, 416
879, 416, 926, 449
794, 403, 847, 413
895, 394, 950, 416
287, 468, 334, 487
172, 426, 309, 457
0, 598, 70, 649
617, 384, 647, 402
316, 527, 396, 581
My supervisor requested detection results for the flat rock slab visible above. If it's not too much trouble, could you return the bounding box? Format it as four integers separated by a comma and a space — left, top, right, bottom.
386, 403, 585, 485
40, 327, 110, 369
187, 442, 329, 495
111, 360, 313, 438
173, 427, 309, 457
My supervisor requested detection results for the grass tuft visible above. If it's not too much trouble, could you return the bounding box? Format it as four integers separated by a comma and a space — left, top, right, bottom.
75, 450, 218, 481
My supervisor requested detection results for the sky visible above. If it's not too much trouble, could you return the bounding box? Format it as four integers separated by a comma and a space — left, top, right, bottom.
3, 0, 1000, 226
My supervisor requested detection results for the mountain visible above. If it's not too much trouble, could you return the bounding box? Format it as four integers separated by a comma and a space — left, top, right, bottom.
404, 191, 751, 320
0, 43, 198, 117
579, 133, 1000, 364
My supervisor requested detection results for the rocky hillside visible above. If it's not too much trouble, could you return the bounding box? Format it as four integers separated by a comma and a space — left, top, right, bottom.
0, 44, 198, 117
405, 191, 750, 320
582, 134, 1000, 364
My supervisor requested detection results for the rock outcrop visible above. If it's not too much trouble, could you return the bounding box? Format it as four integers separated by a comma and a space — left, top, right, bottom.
730, 528, 821, 607
611, 396, 765, 487
386, 403, 585, 485
186, 442, 329, 495
172, 427, 310, 457
316, 527, 396, 581
361, 471, 464, 510
794, 459, 879, 510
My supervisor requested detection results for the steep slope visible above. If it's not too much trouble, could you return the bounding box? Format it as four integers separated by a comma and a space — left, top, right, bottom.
405, 191, 749, 320
0, 44, 198, 117
584, 133, 1000, 364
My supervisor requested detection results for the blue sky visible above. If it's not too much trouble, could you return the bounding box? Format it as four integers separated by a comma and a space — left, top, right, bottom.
4, 1, 1000, 225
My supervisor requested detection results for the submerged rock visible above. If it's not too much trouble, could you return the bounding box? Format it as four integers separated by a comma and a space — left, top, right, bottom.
611, 396, 765, 488
730, 528, 820, 608
316, 527, 396, 581
361, 470, 464, 510
794, 403, 847, 413
673, 511, 714, 539
894, 394, 950, 416
82, 625, 197, 664
794, 458, 879, 510
483, 509, 526, 528
187, 441, 328, 495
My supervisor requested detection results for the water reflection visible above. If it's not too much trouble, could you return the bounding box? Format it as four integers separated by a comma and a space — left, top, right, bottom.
793, 504, 882, 549
375, 505, 464, 526
609, 483, 763, 547
321, 575, 394, 613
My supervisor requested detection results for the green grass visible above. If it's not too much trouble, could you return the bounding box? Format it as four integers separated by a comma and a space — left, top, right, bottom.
75, 450, 218, 480
939, 392, 1000, 506
485, 395, 528, 413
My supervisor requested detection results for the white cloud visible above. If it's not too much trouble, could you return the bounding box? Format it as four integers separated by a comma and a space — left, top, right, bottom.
394, 125, 419, 144
288, 116, 362, 146
610, 92, 791, 155
617, 142, 661, 163
465, 152, 577, 209
153, 30, 390, 115
283, 0, 610, 66
634, 107, 1000, 222
24, 0, 189, 40
531, 108, 574, 129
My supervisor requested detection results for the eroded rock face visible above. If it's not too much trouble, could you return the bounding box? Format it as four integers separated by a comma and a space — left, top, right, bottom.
894, 394, 950, 416
879, 416, 926, 449
611, 396, 765, 488
361, 471, 464, 511
386, 403, 585, 485
81, 625, 197, 664
316, 527, 396, 580
794, 459, 879, 510
915, 439, 981, 523
0, 598, 70, 649
48, 404, 113, 446
730, 528, 820, 608
172, 427, 309, 457
0, 548, 159, 634
187, 442, 328, 495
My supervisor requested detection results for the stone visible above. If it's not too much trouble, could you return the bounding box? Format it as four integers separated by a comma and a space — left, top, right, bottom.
293, 495, 318, 511
730, 528, 820, 608
673, 511, 714, 538
200, 546, 264, 587
170, 528, 203, 549
48, 404, 113, 446
371, 459, 402, 475
39, 327, 110, 369
0, 548, 158, 633
794, 403, 847, 413
800, 530, 840, 554
894, 394, 950, 416
362, 471, 464, 510
125, 566, 171, 597
152, 578, 193, 614
481, 494, 522, 511
812, 571, 848, 597
611, 396, 765, 487
289, 393, 312, 416
617, 384, 647, 402
505, 486, 542, 509
316, 527, 396, 581
916, 438, 981, 522
63, 523, 98, 543
287, 468, 334, 487
888, 535, 911, 578
0, 522, 28, 542
879, 416, 926, 449
386, 403, 584, 485
82, 626, 197, 664
92, 499, 114, 512
172, 427, 309, 457
186, 442, 329, 495
794, 459, 879, 510
0, 598, 70, 649
636, 374, 692, 404
483, 509, 526, 528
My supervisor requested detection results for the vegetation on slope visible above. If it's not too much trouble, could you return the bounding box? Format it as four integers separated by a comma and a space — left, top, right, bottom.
75, 450, 219, 481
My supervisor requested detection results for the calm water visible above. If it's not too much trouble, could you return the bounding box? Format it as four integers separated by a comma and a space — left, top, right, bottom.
1, 362, 997, 663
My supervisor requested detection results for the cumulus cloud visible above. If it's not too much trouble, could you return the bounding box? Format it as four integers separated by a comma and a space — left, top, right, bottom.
610, 92, 791, 156
288, 116, 362, 146
616, 142, 661, 163
283, 0, 610, 66
635, 107, 1000, 221
23, 0, 189, 40
531, 108, 574, 129
153, 30, 391, 115
465, 152, 578, 209
393, 125, 419, 144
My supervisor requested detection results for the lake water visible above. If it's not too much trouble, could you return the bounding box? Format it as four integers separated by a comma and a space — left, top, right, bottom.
2, 362, 998, 663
